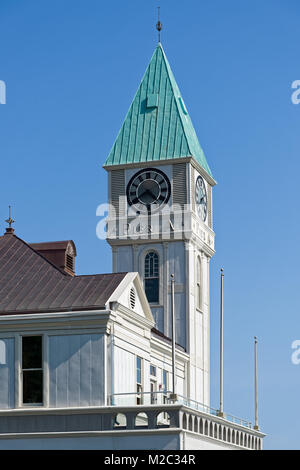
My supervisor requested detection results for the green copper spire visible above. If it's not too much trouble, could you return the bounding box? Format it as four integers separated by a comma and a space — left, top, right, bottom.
104, 43, 213, 177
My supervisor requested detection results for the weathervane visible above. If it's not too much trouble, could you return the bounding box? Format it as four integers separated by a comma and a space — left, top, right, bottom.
156, 7, 162, 43
5, 205, 15, 233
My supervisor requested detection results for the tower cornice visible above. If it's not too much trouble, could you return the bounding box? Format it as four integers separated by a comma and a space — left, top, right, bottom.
103, 156, 217, 187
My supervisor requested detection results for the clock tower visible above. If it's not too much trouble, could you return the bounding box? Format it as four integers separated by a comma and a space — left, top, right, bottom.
103, 43, 216, 405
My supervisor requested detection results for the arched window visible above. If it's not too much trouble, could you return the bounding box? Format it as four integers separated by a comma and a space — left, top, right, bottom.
196, 256, 201, 310
144, 252, 159, 303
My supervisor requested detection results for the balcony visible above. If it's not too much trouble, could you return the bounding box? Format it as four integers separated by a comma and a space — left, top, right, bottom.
0, 392, 264, 450
109, 391, 263, 450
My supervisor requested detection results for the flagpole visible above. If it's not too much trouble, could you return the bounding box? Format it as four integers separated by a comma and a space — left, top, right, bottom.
218, 268, 224, 417
254, 336, 259, 430
170, 273, 177, 401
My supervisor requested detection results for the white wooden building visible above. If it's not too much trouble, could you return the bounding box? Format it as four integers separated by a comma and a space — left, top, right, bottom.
0, 41, 265, 450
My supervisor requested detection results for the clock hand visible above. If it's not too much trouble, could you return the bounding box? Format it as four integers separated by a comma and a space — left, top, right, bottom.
139, 188, 157, 202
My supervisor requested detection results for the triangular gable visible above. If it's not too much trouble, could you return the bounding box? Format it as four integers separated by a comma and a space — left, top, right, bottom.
106, 272, 154, 324
104, 43, 212, 177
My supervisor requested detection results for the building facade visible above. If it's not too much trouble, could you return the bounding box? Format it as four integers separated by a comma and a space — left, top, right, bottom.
0, 42, 264, 450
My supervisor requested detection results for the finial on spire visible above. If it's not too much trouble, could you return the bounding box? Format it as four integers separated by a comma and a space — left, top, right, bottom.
5, 205, 15, 234
156, 6, 162, 43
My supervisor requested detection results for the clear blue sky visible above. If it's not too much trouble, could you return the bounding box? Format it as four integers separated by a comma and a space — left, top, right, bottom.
0, 0, 299, 449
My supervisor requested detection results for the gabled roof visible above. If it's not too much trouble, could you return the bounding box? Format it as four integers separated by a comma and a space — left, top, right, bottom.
0, 233, 127, 315
104, 43, 212, 177
29, 240, 77, 255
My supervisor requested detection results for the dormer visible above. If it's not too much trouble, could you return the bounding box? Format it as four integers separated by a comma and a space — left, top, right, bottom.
29, 240, 77, 276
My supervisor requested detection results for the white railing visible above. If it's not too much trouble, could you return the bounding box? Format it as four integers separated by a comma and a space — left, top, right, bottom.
109, 391, 253, 429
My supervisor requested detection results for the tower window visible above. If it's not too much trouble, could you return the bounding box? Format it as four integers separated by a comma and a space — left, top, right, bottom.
144, 252, 159, 304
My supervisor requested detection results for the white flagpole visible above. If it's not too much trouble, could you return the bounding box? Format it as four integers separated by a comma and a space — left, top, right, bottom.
218, 268, 224, 417
170, 273, 177, 401
254, 336, 259, 430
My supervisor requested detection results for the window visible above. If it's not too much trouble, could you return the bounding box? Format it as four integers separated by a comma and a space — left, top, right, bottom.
0, 340, 6, 365
144, 252, 159, 303
22, 336, 43, 405
150, 364, 156, 377
196, 256, 201, 310
150, 380, 157, 404
136, 356, 143, 405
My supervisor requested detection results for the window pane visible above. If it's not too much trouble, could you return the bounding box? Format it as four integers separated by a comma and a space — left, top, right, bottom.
145, 252, 159, 278
23, 370, 43, 404
136, 357, 141, 384
22, 336, 42, 369
145, 278, 159, 303
0, 340, 6, 365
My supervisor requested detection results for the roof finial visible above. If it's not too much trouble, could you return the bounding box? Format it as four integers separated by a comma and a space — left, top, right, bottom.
156, 6, 162, 43
5, 205, 15, 234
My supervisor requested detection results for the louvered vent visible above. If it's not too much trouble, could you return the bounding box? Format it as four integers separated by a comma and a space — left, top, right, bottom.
66, 254, 74, 271
129, 287, 136, 310
207, 184, 213, 228
172, 163, 187, 208
191, 165, 195, 211
110, 169, 125, 216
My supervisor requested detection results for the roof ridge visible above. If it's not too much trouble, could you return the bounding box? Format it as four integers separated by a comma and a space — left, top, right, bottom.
104, 46, 160, 167
158, 43, 213, 176
157, 43, 192, 159
75, 272, 128, 278
7, 234, 68, 276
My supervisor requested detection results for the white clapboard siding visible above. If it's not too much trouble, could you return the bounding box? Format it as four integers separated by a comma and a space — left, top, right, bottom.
0, 338, 14, 409
113, 346, 136, 405
49, 334, 105, 408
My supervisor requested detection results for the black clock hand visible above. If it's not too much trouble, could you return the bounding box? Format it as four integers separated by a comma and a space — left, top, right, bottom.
139, 188, 157, 201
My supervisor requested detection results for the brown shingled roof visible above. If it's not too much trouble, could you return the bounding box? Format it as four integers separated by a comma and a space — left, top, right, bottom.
0, 233, 127, 315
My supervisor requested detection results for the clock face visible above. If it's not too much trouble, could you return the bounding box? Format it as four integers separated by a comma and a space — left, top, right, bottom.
195, 175, 207, 221
127, 168, 171, 213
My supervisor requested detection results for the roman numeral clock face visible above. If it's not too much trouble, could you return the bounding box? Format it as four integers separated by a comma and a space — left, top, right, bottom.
127, 168, 171, 213
195, 175, 207, 221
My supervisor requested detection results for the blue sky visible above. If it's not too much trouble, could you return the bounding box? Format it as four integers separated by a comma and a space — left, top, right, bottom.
0, 0, 299, 449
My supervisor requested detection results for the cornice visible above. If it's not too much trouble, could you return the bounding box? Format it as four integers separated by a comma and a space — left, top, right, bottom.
0, 310, 114, 333
104, 157, 216, 187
